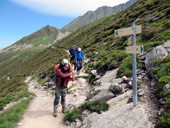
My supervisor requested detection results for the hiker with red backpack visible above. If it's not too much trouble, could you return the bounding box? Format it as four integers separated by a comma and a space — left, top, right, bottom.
75, 47, 85, 75
53, 59, 74, 117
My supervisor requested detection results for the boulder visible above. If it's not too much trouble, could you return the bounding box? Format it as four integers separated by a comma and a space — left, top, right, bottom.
145, 42, 170, 70
82, 104, 151, 128
144, 15, 158, 23
95, 83, 111, 91
111, 78, 122, 84
109, 83, 122, 94
164, 84, 170, 94
89, 90, 114, 103
97, 68, 119, 86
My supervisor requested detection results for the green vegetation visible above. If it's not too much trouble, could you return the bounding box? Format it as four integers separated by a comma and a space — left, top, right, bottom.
151, 55, 170, 127
64, 108, 82, 122
64, 101, 109, 122
156, 113, 170, 128
0, 0, 169, 126
82, 101, 109, 114
0, 97, 33, 128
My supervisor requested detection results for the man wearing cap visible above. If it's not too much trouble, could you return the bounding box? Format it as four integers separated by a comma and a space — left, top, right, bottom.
75, 47, 85, 75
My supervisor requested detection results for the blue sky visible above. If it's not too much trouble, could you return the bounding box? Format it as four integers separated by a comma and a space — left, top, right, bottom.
0, 0, 128, 49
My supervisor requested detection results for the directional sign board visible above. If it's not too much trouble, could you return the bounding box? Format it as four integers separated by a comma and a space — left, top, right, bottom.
126, 45, 144, 54
115, 25, 142, 37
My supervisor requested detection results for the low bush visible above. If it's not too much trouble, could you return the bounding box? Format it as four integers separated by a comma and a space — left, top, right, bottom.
81, 101, 109, 114
64, 108, 82, 122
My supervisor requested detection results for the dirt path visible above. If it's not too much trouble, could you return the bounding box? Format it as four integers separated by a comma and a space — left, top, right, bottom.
18, 69, 90, 128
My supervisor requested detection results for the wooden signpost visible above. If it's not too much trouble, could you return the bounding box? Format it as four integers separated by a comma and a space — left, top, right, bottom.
115, 23, 143, 107
126, 45, 144, 54
115, 25, 142, 37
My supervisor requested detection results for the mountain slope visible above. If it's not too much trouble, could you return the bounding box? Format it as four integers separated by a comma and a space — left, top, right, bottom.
62, 0, 138, 31
0, 25, 69, 78
0, 0, 170, 127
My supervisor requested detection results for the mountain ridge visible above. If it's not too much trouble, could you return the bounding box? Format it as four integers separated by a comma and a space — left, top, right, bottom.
62, 0, 138, 31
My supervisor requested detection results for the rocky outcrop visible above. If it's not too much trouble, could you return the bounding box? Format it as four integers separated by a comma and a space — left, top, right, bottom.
82, 103, 151, 128
145, 40, 170, 70
95, 68, 119, 85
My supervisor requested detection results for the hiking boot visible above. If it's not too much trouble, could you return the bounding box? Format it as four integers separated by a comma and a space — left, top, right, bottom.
53, 112, 57, 117
62, 107, 67, 113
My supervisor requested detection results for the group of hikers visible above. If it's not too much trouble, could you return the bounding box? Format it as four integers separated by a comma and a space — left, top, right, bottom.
53, 47, 85, 117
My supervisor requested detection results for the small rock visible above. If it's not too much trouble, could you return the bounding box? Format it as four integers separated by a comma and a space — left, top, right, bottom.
164, 84, 170, 94
157, 111, 162, 116
17, 122, 22, 126
96, 75, 101, 79
91, 70, 97, 75
138, 90, 145, 97
122, 76, 129, 83
109, 83, 122, 94
65, 120, 70, 126
82, 110, 91, 119
112, 78, 122, 84
76, 119, 82, 127
127, 97, 133, 103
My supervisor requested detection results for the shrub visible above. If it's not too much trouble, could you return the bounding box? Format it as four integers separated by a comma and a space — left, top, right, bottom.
81, 101, 109, 114
156, 113, 170, 128
64, 108, 82, 122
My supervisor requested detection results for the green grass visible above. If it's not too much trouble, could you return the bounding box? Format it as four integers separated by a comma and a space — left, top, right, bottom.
81, 101, 109, 114
151, 55, 170, 127
64, 108, 82, 122
0, 97, 33, 128
64, 101, 109, 122
0, 0, 170, 126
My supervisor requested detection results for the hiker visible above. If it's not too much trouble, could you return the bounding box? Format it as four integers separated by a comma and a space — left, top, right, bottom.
53, 59, 73, 83
53, 62, 74, 117
69, 46, 76, 70
75, 47, 85, 75
54, 59, 73, 73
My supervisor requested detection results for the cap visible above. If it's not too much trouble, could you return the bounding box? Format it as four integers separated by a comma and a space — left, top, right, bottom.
61, 59, 68, 65
78, 47, 81, 51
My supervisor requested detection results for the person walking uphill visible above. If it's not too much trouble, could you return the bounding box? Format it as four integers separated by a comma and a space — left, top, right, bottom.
53, 63, 74, 117
69, 46, 76, 70
75, 47, 85, 75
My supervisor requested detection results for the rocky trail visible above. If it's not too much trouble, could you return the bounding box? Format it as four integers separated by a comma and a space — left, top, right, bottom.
18, 69, 90, 128
17, 66, 157, 128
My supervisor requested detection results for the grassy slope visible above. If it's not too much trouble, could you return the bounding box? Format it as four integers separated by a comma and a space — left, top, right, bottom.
56, 0, 170, 76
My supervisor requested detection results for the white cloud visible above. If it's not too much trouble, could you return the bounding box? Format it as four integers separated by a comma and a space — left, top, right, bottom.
11, 0, 129, 17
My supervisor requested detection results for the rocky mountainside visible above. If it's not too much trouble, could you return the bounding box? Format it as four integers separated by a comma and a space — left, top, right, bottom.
62, 0, 138, 31
0, 25, 70, 78
0, 0, 170, 127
